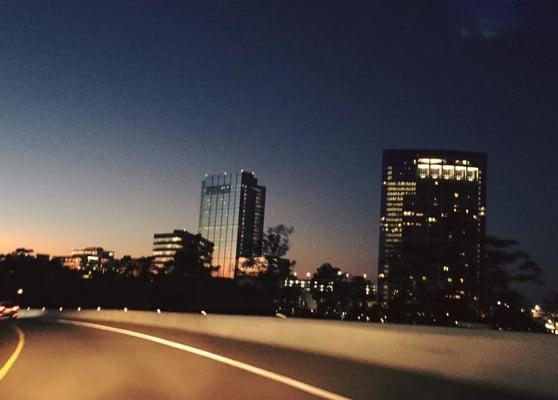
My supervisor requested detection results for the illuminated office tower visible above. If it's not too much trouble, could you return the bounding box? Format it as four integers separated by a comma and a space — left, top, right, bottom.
198, 170, 266, 279
378, 150, 486, 322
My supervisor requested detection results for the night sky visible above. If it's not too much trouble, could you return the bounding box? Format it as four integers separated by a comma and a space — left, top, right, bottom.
1, 1, 557, 301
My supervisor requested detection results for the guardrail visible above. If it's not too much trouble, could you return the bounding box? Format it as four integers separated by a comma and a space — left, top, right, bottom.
28, 308, 558, 398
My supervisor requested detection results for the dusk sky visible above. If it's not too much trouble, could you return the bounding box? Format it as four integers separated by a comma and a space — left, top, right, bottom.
1, 1, 557, 300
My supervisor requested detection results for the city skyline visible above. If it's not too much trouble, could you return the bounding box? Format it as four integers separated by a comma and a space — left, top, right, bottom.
2, 2, 558, 399
1, 1, 558, 302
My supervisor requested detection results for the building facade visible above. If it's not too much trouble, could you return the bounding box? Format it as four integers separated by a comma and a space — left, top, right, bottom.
52, 247, 115, 275
152, 230, 213, 272
378, 149, 487, 322
284, 277, 377, 297
198, 170, 266, 279
70, 247, 115, 274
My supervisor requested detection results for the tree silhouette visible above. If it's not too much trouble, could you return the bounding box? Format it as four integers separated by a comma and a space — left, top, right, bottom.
311, 263, 342, 318
309, 264, 376, 320
481, 236, 544, 330
482, 236, 543, 306
262, 224, 294, 259
261, 225, 296, 283
172, 249, 216, 281
544, 291, 558, 313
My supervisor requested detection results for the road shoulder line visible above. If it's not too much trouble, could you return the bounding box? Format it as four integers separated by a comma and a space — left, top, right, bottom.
55, 318, 349, 400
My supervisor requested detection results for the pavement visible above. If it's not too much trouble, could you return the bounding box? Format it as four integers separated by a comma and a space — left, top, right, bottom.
0, 318, 547, 400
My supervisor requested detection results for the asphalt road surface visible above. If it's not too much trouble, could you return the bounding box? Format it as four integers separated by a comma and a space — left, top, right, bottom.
0, 318, 547, 400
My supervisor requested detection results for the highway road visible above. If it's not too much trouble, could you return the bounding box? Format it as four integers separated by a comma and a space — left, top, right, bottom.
0, 317, 547, 400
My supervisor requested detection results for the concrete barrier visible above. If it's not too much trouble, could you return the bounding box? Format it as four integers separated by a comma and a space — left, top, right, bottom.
34, 309, 557, 398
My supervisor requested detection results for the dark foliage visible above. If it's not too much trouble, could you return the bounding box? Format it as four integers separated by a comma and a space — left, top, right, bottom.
0, 252, 273, 314
480, 236, 545, 331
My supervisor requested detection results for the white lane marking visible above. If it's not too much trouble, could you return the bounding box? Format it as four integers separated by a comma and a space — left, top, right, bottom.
54, 319, 350, 400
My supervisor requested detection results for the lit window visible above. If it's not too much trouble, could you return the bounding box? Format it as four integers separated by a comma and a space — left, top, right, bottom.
455, 166, 466, 180
467, 167, 478, 181
418, 164, 429, 178
442, 165, 454, 179
430, 165, 441, 179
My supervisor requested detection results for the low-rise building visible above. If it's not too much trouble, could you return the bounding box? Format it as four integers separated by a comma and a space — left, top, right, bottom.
283, 277, 376, 295
152, 230, 213, 273
54, 247, 115, 274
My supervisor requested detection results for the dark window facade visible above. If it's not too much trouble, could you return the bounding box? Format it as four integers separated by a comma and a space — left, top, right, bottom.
378, 149, 487, 322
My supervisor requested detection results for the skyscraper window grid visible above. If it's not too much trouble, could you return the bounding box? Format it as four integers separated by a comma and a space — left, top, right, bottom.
378, 150, 487, 322
198, 171, 266, 279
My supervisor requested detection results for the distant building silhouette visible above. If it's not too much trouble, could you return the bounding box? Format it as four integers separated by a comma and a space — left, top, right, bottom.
378, 149, 487, 322
7, 248, 48, 261
284, 277, 377, 296
53, 247, 115, 275
152, 230, 213, 272
35, 254, 50, 262
13, 248, 34, 257
198, 170, 266, 279
51, 255, 82, 270
71, 247, 114, 259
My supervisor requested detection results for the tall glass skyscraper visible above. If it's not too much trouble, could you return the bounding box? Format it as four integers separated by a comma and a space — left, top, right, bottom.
198, 170, 266, 279
378, 149, 487, 322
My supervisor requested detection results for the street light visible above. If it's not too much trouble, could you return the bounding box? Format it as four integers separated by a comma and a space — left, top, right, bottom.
16, 288, 23, 295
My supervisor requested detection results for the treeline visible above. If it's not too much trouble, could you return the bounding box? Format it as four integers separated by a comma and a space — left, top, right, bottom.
0, 228, 553, 332
0, 254, 377, 318
0, 252, 275, 314
0, 225, 376, 318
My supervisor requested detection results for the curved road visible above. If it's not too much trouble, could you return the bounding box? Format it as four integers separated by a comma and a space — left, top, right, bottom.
0, 318, 543, 400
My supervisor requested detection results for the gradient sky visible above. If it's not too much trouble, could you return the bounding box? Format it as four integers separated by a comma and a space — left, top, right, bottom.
1, 1, 557, 301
